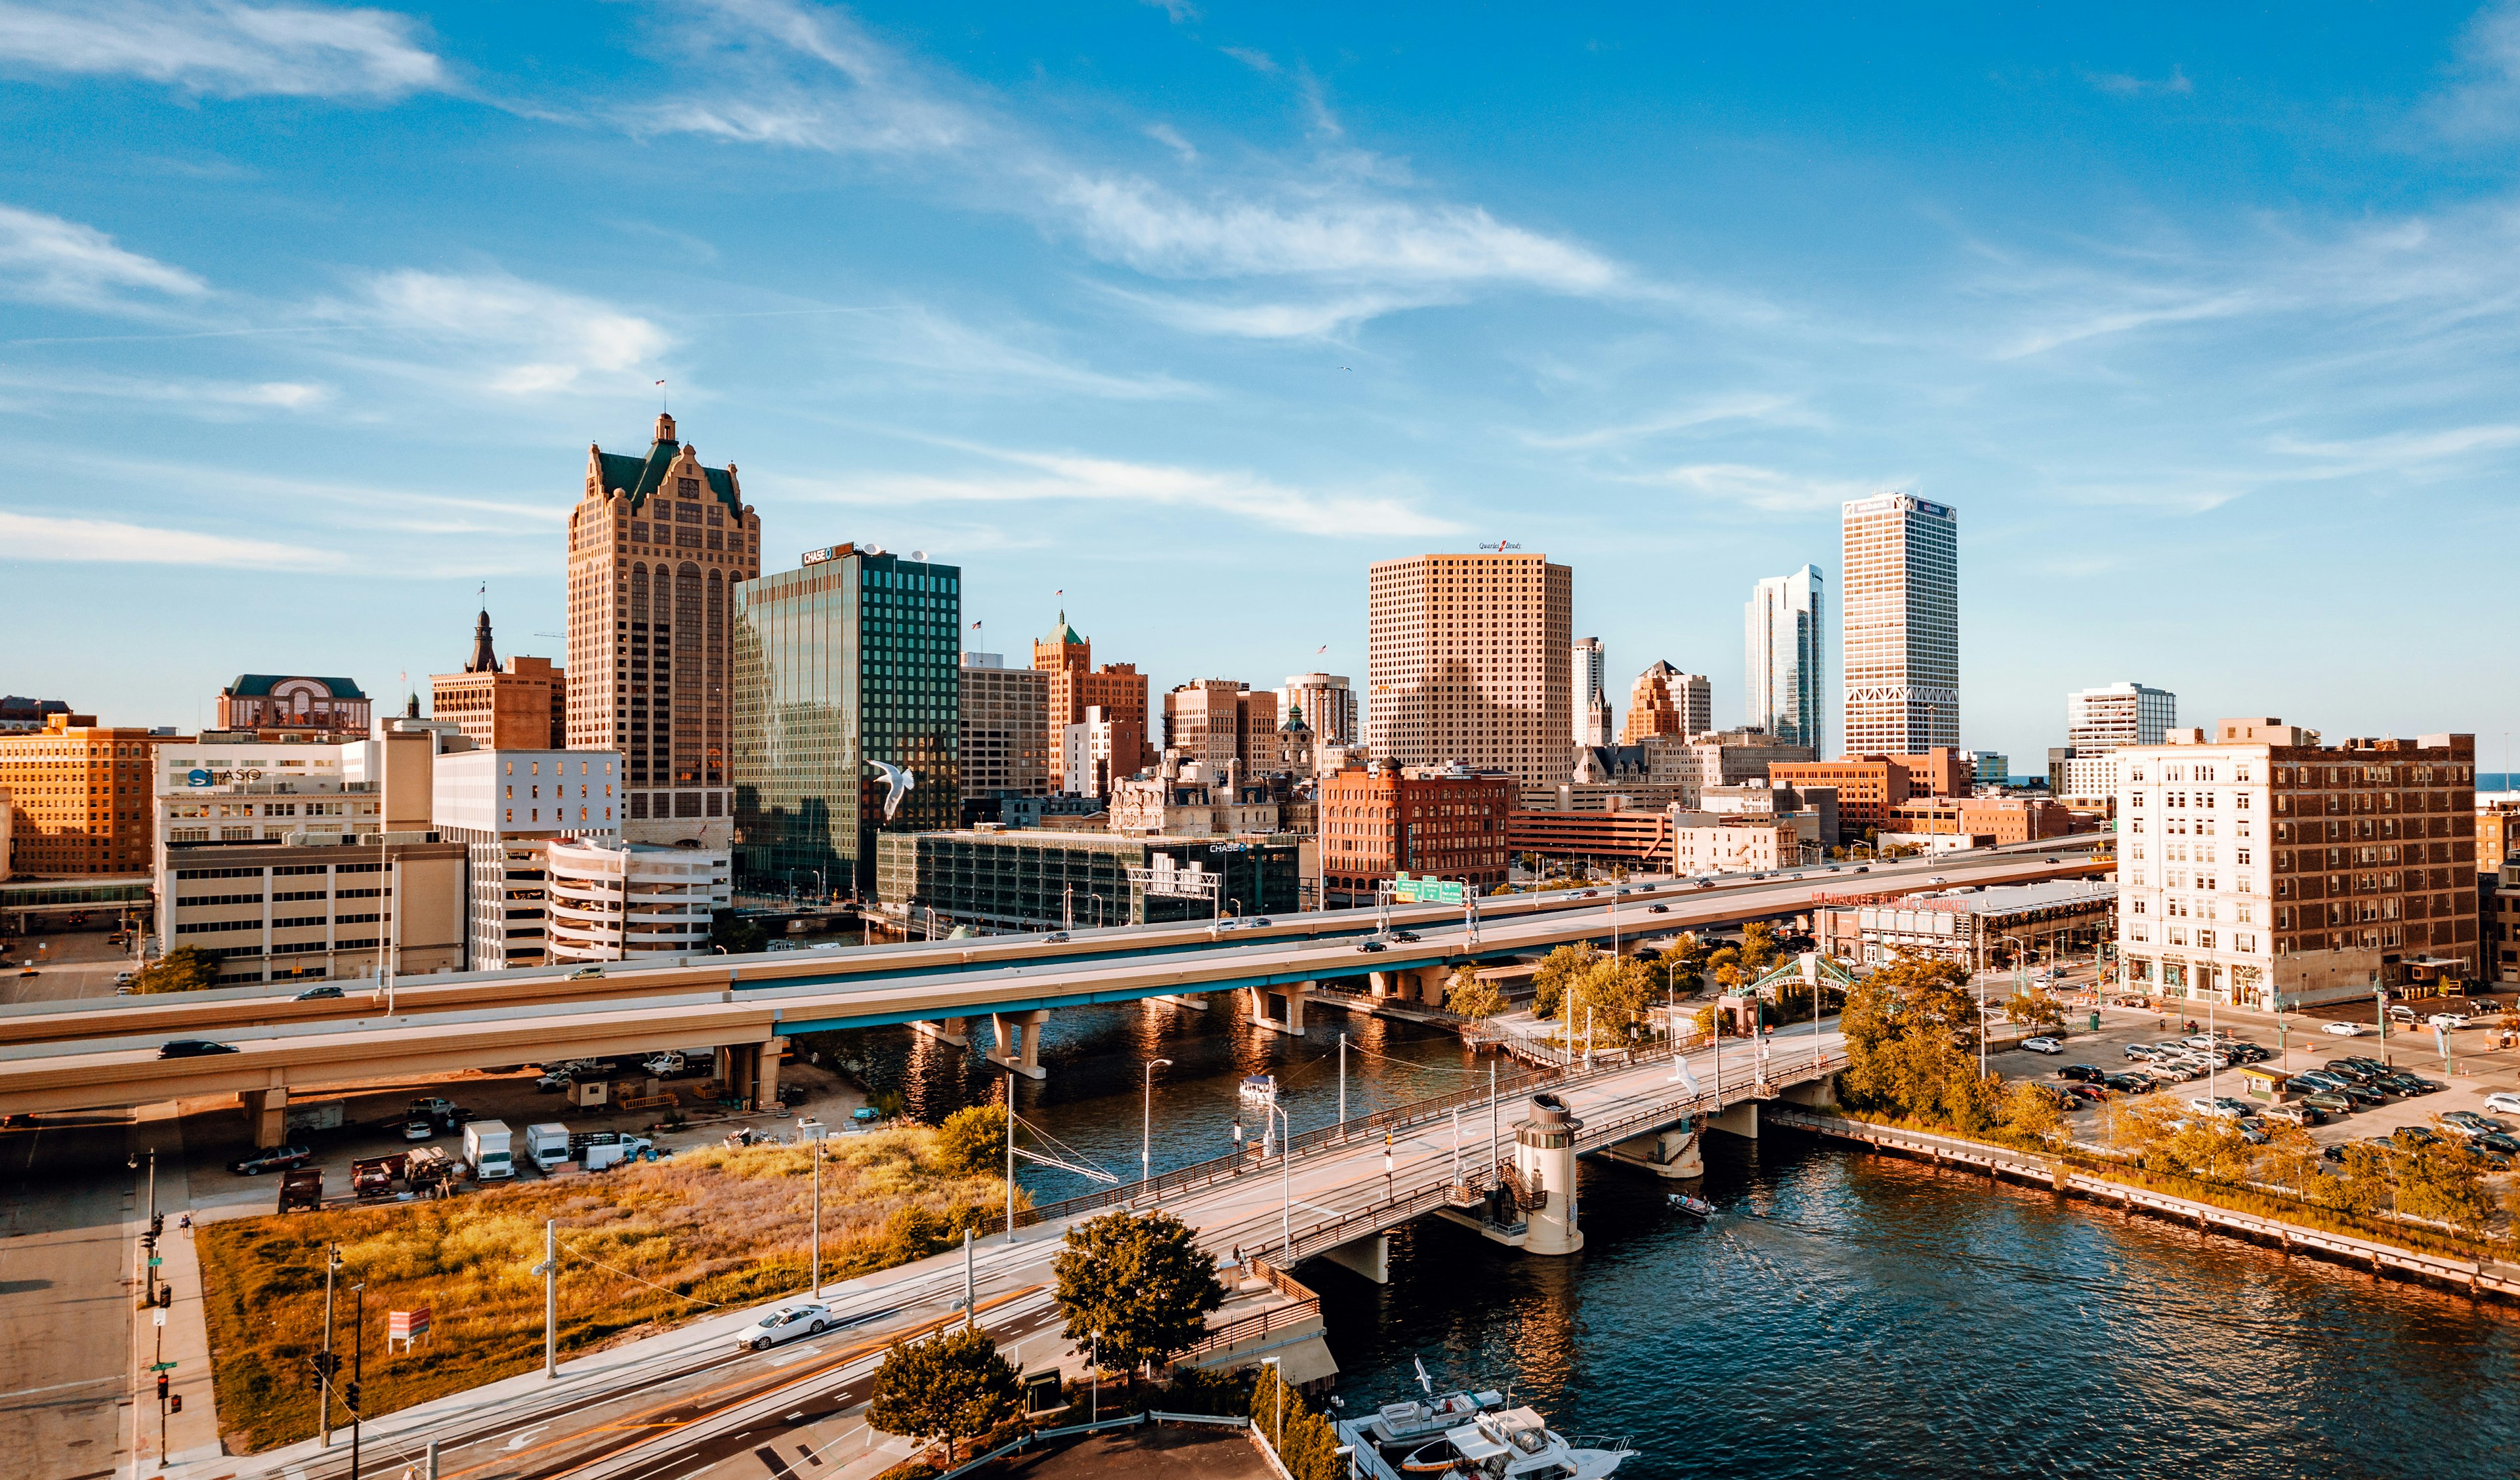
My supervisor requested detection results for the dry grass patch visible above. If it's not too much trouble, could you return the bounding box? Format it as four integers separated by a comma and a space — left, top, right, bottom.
199, 1127, 1018, 1453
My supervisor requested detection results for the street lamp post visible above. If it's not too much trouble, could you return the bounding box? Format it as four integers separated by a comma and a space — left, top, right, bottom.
1272, 1103, 1293, 1258
801, 1118, 829, 1296
348, 1281, 366, 1480
1337, 1033, 1347, 1128
318, 1243, 340, 1448
1141, 1058, 1173, 1190
1263, 1355, 1284, 1458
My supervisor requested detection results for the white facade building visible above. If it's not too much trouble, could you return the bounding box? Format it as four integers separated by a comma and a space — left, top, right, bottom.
1061, 706, 1119, 798
1744, 564, 1826, 752
1840, 496, 1956, 754
545, 838, 730, 962
1571, 638, 1611, 747
1278, 673, 1356, 749
431, 749, 622, 972
154, 740, 377, 859
2068, 682, 2177, 754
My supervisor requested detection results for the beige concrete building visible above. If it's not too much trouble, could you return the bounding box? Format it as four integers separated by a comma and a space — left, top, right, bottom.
1841, 493, 1958, 754
2116, 718, 2477, 1010
215, 675, 371, 738
1667, 813, 1801, 874
545, 837, 729, 962
959, 655, 1051, 809
1163, 680, 1278, 773
565, 413, 762, 849
1365, 551, 1573, 788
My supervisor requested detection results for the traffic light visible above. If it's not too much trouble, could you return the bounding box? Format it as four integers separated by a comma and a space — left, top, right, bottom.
156, 1286, 172, 1309
343, 1382, 362, 1414
140, 1229, 156, 1252
169, 1395, 182, 1414
150, 1212, 163, 1238
156, 1374, 168, 1402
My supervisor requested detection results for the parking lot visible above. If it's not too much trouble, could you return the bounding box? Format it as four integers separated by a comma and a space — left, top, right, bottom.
1986, 995, 2520, 1162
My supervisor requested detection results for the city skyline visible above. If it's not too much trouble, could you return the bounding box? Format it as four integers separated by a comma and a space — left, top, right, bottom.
7, 5, 2520, 768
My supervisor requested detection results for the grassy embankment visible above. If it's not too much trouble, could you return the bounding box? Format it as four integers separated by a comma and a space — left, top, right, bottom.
198, 1127, 1017, 1453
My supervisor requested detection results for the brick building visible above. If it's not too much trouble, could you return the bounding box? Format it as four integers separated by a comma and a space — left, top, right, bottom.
1034, 613, 1151, 791
430, 607, 565, 750
1322, 764, 1512, 906
217, 675, 370, 738
1769, 757, 1912, 835
1886, 795, 2074, 847
2116, 718, 2477, 1010
1, 714, 170, 876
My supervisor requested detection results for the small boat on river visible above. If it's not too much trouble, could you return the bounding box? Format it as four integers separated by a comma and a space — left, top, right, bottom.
1396, 1406, 1633, 1478
1668, 1193, 1716, 1218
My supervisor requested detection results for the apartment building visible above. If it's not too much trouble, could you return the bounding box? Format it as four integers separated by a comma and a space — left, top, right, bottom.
1618, 663, 1710, 745
1163, 680, 1278, 773
565, 413, 764, 847
2116, 718, 2477, 1011
1364, 551, 1574, 789
1841, 494, 1958, 754
1278, 673, 1356, 749
1034, 613, 1151, 790
432, 749, 623, 972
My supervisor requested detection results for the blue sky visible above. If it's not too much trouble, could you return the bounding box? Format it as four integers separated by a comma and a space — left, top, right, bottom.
7, 3, 2520, 771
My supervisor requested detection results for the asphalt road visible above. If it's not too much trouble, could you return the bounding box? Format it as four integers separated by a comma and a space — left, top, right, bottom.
0, 1107, 142, 1480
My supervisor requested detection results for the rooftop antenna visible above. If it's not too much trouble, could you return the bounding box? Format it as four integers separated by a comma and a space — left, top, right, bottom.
655, 378, 667, 413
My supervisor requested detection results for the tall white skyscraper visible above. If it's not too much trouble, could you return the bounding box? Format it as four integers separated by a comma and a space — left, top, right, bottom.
1571, 638, 1612, 746
1839, 495, 1957, 754
1744, 564, 1826, 754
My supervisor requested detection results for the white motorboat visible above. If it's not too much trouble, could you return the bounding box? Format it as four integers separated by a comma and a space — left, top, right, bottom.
1398, 1406, 1633, 1479
1238, 1073, 1279, 1110
1359, 1388, 1507, 1447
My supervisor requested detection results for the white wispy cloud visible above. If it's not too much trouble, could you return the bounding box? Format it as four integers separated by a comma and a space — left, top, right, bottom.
2088, 65, 2193, 97
2267, 423, 2520, 476
1521, 393, 1824, 450
0, 203, 203, 312
776, 441, 1462, 538
316, 269, 671, 395
0, 0, 444, 98
1991, 288, 2255, 360
633, 0, 1633, 334
2428, 2, 2520, 138
0, 507, 333, 567
1641, 463, 1897, 514
0, 366, 326, 415
1106, 286, 1448, 340
827, 303, 1199, 398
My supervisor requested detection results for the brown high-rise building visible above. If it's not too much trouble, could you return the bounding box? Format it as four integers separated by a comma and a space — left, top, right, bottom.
0, 713, 170, 876
1163, 680, 1279, 772
1619, 662, 1710, 745
1032, 611, 1151, 790
1365, 551, 1573, 788
566, 413, 761, 847
430, 607, 566, 750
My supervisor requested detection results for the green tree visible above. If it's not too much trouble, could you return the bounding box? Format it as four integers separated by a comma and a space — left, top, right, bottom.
2395, 1134, 2496, 1235
1051, 1210, 1224, 1376
1528, 944, 1597, 1019
2256, 1123, 2325, 1199
2320, 1142, 2397, 1217
883, 1204, 950, 1264
1251, 1363, 1349, 1480
867, 1325, 1020, 1462
132, 946, 213, 995
709, 909, 768, 955
1740, 922, 1780, 974
2003, 990, 2065, 1031
1657, 932, 1707, 997
1444, 966, 1505, 1021
1998, 1079, 2065, 1144
1839, 952, 1985, 1124
933, 1103, 1007, 1177
1560, 955, 1656, 1041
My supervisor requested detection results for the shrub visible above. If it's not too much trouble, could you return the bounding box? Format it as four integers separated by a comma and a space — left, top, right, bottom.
934, 1103, 1005, 1176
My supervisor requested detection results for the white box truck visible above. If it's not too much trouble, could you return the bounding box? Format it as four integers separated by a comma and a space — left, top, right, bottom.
284, 1100, 345, 1136
525, 1123, 572, 1172
463, 1120, 515, 1181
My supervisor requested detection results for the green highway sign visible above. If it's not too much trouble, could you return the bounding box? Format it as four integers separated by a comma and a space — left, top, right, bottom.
147, 1257, 161, 1267
1393, 873, 1465, 905
148, 1361, 178, 1372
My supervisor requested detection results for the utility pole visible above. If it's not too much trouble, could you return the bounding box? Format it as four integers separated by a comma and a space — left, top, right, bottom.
349, 1281, 366, 1480
1004, 1069, 1018, 1244
962, 1228, 975, 1330
534, 1221, 558, 1380
1337, 1033, 1347, 1128
318, 1244, 339, 1447
811, 1124, 824, 1297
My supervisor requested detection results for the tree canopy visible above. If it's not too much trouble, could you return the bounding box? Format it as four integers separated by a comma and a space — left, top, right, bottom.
1444, 965, 1505, 1021
1051, 1210, 1224, 1374
132, 945, 213, 995
933, 1103, 1007, 1178
1528, 944, 1598, 1019
868, 1324, 1020, 1461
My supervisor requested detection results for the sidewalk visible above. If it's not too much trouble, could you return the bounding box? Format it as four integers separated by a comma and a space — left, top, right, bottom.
137, 1103, 223, 1470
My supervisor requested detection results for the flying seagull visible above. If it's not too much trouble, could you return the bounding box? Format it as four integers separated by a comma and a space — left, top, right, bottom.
868, 760, 916, 821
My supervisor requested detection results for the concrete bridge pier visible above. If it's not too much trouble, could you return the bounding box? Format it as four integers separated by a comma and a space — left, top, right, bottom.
1780, 1076, 1839, 1110
1604, 1121, 1704, 1180
1248, 981, 1309, 1037
988, 1010, 1050, 1080
717, 1038, 787, 1110
243, 1084, 288, 1147
913, 1016, 971, 1048
1705, 1100, 1759, 1140
1320, 1233, 1391, 1285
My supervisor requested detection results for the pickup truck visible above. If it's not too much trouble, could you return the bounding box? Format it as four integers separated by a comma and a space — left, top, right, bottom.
351, 1153, 410, 1198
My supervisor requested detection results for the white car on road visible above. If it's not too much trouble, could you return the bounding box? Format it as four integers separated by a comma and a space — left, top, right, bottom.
2485, 1092, 2520, 1116
2322, 1021, 2371, 1037
736, 1302, 833, 1351
2427, 1013, 2472, 1029
2021, 1037, 2063, 1055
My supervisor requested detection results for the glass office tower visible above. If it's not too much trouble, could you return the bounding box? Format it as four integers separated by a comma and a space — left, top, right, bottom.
733, 544, 962, 897
1745, 564, 1826, 752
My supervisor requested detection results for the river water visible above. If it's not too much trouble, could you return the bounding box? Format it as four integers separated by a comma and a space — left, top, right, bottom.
833, 1000, 2520, 1477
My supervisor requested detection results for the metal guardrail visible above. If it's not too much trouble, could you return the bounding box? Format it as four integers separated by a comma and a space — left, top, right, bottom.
1177, 1294, 1322, 1363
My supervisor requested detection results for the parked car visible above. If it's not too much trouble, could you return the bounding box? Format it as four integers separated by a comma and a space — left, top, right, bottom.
2148, 1063, 2199, 1084
736, 1302, 833, 1351
2338, 1085, 2387, 1109
2021, 1037, 2064, 1056
2260, 1103, 2320, 1127
2064, 1083, 2110, 1103
294, 984, 345, 1000
2445, 1111, 2510, 1134
2320, 1061, 2378, 1086
2391, 1126, 2443, 1151
2487, 1092, 2520, 1116
2300, 1090, 2355, 1115
2384, 1075, 2443, 1096
2322, 1021, 2372, 1037
228, 1144, 312, 1176
2104, 1073, 2153, 1094
2188, 1096, 2247, 1119
2057, 1063, 2105, 1082
2123, 1044, 2163, 1061
2475, 1132, 2520, 1158
2288, 1072, 2346, 1094
158, 1040, 240, 1059
2428, 1013, 2473, 1030
400, 1119, 436, 1141
2235, 1122, 2270, 1146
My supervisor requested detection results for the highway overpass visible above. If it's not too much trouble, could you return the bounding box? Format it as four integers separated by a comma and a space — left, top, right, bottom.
0, 838, 2108, 1127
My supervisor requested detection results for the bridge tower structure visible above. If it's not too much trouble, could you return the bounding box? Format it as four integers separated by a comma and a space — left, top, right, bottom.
1513, 1092, 1586, 1256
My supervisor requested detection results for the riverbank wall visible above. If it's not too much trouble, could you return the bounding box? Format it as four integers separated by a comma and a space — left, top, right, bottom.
1766, 1106, 2520, 1306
